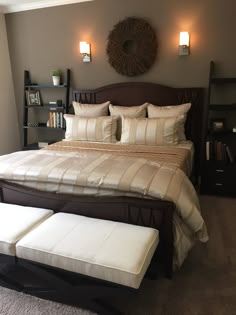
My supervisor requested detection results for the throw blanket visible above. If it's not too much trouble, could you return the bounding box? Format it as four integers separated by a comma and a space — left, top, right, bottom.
0, 141, 208, 267
46, 140, 194, 176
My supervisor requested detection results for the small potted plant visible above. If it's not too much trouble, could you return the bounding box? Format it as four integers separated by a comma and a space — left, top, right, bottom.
52, 70, 61, 86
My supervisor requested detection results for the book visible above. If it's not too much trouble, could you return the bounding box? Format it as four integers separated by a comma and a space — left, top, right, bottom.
225, 146, 235, 163
49, 106, 64, 111
209, 141, 215, 160
38, 140, 55, 148
206, 141, 210, 160
60, 112, 64, 129
49, 112, 53, 127
52, 112, 57, 128
216, 141, 222, 160
56, 112, 60, 128
222, 143, 227, 161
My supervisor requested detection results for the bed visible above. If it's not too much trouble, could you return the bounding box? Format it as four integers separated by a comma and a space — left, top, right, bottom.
0, 82, 208, 277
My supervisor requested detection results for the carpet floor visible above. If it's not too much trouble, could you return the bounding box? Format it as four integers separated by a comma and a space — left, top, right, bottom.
0, 195, 236, 315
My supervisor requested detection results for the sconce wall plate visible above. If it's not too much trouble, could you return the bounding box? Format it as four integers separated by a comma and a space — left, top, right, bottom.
82, 54, 91, 62
179, 45, 189, 56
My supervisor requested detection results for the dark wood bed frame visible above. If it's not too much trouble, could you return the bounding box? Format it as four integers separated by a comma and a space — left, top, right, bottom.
0, 82, 205, 281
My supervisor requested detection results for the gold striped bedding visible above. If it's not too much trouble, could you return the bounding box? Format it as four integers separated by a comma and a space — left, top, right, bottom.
45, 140, 194, 177
0, 141, 207, 268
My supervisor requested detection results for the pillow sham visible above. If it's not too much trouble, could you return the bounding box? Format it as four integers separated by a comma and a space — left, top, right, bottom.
147, 103, 191, 141
109, 103, 147, 140
120, 116, 185, 145
72, 101, 110, 117
64, 114, 117, 143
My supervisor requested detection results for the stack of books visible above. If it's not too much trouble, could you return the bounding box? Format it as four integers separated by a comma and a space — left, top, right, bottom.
206, 140, 234, 162
49, 107, 65, 128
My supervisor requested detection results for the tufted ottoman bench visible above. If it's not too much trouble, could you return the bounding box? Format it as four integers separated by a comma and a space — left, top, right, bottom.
16, 212, 159, 289
0, 203, 160, 314
16, 212, 159, 314
0, 203, 53, 257
0, 203, 53, 289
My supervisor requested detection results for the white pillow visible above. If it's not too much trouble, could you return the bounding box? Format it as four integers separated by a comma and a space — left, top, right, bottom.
120, 116, 185, 145
72, 101, 110, 117
64, 114, 117, 143
147, 103, 191, 141
109, 103, 147, 140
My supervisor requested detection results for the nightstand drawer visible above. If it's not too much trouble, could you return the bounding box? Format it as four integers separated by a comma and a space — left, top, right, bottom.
204, 181, 235, 195
200, 161, 236, 196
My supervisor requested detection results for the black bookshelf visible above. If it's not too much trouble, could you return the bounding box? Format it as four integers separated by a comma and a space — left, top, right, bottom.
201, 61, 236, 196
23, 69, 70, 150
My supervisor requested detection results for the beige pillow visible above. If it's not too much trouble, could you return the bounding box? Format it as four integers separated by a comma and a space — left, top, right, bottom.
147, 103, 191, 141
109, 103, 147, 140
64, 114, 117, 143
120, 116, 185, 145
72, 101, 110, 117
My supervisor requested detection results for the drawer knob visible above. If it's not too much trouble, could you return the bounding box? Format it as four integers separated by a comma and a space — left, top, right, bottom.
216, 183, 223, 186
216, 169, 224, 173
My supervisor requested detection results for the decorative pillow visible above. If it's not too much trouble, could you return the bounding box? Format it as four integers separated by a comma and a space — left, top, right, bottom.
109, 103, 147, 140
64, 115, 117, 143
72, 101, 110, 117
120, 116, 185, 145
147, 103, 191, 141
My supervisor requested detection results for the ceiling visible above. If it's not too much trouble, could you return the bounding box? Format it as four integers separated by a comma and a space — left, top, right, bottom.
0, 0, 93, 13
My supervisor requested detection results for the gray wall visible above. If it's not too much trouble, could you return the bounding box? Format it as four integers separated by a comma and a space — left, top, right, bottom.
5, 0, 236, 129
0, 13, 20, 154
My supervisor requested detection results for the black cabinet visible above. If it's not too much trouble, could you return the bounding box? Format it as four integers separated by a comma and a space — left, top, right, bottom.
201, 161, 236, 196
23, 69, 70, 150
200, 61, 236, 196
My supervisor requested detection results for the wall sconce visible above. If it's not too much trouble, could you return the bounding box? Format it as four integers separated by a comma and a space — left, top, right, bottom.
179, 32, 190, 56
80, 41, 91, 62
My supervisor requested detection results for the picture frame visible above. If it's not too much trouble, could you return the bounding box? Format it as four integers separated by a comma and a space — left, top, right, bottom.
211, 118, 225, 133
26, 90, 41, 106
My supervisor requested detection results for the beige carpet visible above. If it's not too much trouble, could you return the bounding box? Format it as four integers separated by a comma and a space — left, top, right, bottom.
0, 286, 94, 315
1, 195, 236, 315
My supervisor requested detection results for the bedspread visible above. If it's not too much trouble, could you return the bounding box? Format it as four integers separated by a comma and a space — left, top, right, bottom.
0, 141, 208, 268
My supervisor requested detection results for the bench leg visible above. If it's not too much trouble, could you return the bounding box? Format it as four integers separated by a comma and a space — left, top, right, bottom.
0, 264, 23, 291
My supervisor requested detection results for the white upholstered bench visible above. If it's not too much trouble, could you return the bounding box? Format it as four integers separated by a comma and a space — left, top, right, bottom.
0, 203, 53, 289
0, 204, 160, 314
16, 212, 159, 289
0, 203, 53, 257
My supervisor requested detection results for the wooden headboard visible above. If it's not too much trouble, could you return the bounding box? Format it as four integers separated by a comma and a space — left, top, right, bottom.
73, 82, 205, 180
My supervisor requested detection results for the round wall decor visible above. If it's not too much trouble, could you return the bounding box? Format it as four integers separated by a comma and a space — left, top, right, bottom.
106, 17, 157, 77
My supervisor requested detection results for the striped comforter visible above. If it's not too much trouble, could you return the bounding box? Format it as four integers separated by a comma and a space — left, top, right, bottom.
0, 141, 208, 268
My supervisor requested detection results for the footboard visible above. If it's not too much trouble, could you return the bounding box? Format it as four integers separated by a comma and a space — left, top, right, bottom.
0, 180, 174, 277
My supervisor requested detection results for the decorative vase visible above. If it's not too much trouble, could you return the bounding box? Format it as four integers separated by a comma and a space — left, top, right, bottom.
52, 76, 60, 86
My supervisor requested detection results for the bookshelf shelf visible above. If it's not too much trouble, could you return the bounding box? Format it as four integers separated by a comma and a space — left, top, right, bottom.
24, 105, 65, 110
210, 77, 236, 84
25, 84, 68, 88
23, 126, 65, 130
209, 104, 236, 110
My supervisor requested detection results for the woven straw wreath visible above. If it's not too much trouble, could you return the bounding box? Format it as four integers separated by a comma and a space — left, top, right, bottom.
106, 17, 157, 77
